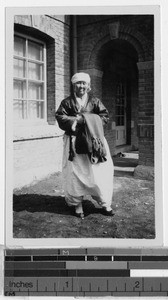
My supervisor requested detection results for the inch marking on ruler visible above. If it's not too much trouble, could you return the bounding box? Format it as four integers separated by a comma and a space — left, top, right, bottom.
89, 283, 91, 292
4, 277, 168, 296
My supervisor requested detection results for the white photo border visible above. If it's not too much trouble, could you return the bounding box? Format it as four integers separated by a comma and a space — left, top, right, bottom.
5, 4, 163, 248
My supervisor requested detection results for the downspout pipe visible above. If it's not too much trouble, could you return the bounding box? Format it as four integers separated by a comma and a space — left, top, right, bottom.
71, 15, 77, 75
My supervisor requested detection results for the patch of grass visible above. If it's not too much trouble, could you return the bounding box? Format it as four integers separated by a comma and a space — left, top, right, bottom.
13, 174, 155, 239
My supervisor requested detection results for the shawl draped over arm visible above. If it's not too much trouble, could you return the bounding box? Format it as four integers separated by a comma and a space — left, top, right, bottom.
75, 113, 107, 164
55, 94, 109, 161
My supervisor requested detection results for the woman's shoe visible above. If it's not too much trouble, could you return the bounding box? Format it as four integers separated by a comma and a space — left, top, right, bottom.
74, 212, 85, 219
69, 206, 84, 219
101, 208, 115, 216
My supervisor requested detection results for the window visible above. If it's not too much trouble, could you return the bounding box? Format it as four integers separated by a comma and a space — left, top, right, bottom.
13, 34, 46, 121
115, 82, 126, 126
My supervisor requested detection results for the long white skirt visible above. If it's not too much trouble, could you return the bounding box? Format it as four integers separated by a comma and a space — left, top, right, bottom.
62, 134, 114, 209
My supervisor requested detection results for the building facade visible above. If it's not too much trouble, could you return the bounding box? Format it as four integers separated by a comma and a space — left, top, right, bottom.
13, 14, 154, 188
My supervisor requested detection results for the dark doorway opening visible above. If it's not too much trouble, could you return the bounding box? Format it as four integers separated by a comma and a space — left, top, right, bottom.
100, 39, 138, 154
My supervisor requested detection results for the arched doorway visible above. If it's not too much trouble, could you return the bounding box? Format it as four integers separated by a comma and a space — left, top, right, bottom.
98, 39, 138, 154
79, 19, 154, 165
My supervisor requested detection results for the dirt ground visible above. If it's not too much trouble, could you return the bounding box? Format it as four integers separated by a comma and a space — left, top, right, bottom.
13, 172, 155, 239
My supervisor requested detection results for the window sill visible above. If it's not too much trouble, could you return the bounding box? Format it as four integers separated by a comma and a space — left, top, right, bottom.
13, 123, 64, 141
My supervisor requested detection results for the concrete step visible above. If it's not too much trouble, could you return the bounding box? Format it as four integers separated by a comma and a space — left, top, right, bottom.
113, 151, 138, 176
114, 166, 135, 177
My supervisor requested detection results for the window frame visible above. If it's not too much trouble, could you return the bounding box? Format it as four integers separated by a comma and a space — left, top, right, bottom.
13, 32, 47, 125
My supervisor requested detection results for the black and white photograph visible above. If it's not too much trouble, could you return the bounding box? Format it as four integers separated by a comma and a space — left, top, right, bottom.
5, 5, 163, 246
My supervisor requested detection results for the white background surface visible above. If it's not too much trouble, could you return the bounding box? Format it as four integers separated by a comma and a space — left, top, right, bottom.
0, 0, 168, 298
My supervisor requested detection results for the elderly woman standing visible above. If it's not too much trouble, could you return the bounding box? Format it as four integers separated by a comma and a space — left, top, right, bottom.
55, 72, 114, 219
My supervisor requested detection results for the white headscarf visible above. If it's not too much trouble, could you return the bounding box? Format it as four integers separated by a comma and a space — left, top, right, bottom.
71, 72, 91, 84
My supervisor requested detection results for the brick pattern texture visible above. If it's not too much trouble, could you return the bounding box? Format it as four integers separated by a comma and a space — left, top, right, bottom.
77, 15, 154, 164
13, 15, 155, 188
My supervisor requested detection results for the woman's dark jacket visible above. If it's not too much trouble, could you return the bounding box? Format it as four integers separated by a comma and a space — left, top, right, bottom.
55, 93, 109, 134
55, 93, 109, 162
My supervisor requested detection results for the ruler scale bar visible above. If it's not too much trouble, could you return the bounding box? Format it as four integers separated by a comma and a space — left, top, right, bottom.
114, 256, 141, 261
87, 255, 112, 261
6, 261, 168, 271
129, 262, 168, 269
4, 277, 168, 294
5, 291, 168, 297
5, 269, 130, 277
6, 248, 168, 256
33, 255, 86, 261
66, 262, 127, 269
5, 261, 127, 270
4, 248, 168, 297
131, 270, 168, 277
5, 262, 66, 269
5, 255, 168, 262
6, 255, 168, 261
142, 256, 168, 261
5, 256, 31, 261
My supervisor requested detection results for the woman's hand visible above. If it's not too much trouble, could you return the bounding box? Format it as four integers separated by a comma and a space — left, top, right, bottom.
76, 114, 84, 124
71, 115, 84, 132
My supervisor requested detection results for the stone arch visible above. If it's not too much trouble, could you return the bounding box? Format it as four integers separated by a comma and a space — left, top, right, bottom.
85, 23, 153, 70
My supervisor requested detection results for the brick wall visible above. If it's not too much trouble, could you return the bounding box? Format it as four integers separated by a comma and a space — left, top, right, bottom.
13, 15, 71, 187
137, 62, 154, 166
78, 15, 153, 55
77, 15, 154, 164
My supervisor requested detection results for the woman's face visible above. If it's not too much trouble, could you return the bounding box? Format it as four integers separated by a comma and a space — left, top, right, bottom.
74, 81, 90, 98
